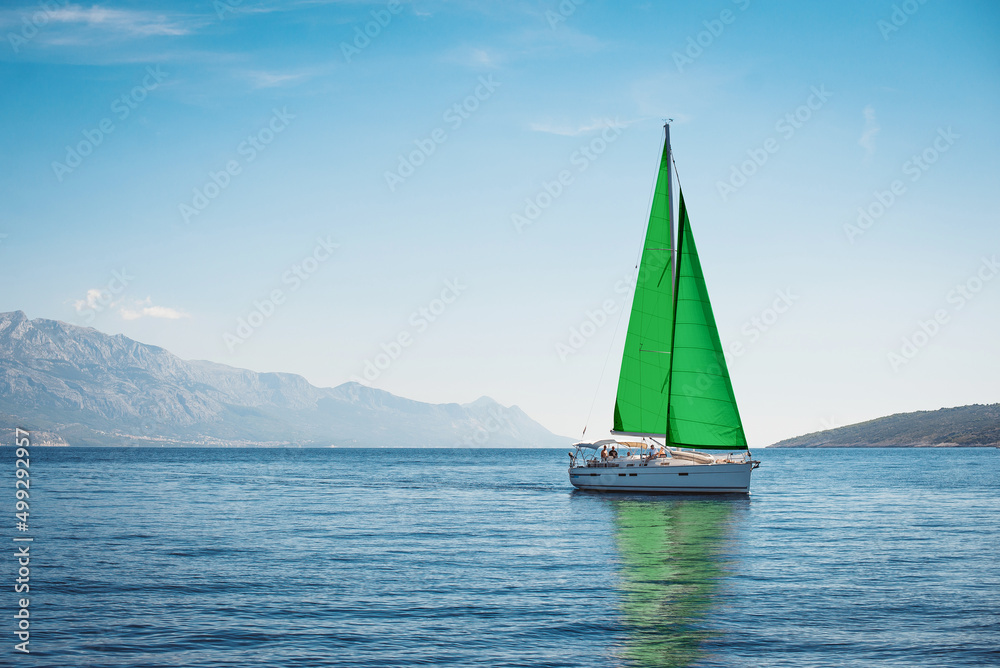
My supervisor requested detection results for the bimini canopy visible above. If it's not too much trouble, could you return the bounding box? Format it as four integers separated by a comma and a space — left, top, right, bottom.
572, 439, 619, 450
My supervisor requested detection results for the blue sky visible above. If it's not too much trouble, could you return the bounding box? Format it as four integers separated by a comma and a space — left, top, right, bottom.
1, 0, 998, 445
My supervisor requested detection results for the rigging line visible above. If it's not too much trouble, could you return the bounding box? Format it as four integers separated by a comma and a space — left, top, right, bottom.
671, 145, 684, 195
581, 309, 623, 437
581, 129, 668, 438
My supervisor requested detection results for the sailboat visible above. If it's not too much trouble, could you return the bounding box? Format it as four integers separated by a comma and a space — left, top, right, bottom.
569, 123, 759, 493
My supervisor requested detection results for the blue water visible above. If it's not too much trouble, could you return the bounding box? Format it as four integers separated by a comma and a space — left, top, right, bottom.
5, 447, 999, 667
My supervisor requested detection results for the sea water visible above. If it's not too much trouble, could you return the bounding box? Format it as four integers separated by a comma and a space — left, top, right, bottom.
6, 447, 999, 667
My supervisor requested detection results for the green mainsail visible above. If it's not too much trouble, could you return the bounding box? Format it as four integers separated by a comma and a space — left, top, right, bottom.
613, 133, 747, 450
612, 137, 674, 435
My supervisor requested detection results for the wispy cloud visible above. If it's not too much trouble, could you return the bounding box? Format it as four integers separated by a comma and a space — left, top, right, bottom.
49, 5, 191, 36
512, 25, 604, 53
859, 105, 880, 158
120, 302, 190, 321
244, 69, 312, 88
0, 3, 203, 49
440, 44, 505, 68
529, 117, 637, 137
72, 292, 189, 321
442, 23, 605, 70
467, 47, 497, 68
2, 4, 191, 34
73, 288, 111, 314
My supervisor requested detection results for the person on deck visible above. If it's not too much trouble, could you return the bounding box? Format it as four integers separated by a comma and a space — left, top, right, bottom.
600, 445, 608, 462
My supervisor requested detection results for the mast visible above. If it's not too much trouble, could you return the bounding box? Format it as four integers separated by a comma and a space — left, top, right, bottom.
665, 122, 675, 297
664, 121, 676, 446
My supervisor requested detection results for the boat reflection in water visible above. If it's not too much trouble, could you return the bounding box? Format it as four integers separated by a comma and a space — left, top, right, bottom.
607, 495, 747, 667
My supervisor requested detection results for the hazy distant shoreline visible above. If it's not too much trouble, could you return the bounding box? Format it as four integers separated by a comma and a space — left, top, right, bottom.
769, 442, 999, 449
769, 404, 999, 449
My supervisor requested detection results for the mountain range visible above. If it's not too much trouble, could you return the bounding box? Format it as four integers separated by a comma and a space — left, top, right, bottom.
0, 311, 572, 448
769, 404, 1000, 448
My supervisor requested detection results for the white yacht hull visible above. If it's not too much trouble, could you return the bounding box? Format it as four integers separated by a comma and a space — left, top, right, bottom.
569, 461, 753, 494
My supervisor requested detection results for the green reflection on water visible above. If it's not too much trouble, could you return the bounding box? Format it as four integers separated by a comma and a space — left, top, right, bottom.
608, 497, 742, 668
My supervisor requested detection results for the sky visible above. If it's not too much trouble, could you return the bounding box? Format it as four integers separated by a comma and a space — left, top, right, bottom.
1, 0, 998, 446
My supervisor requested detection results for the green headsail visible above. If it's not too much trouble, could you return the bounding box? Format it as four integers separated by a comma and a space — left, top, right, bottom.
665, 193, 747, 450
612, 137, 674, 435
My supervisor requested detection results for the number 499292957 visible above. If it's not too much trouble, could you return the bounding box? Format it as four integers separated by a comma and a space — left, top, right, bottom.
15, 429, 30, 523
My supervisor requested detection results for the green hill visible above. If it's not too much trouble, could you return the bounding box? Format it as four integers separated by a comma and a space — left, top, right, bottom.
770, 404, 1000, 448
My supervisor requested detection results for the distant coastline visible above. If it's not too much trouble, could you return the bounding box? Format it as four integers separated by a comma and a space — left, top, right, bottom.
768, 443, 998, 449
0, 311, 572, 449
769, 404, 1000, 448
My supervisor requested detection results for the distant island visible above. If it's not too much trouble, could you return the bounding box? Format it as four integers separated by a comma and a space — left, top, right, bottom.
0, 311, 572, 448
769, 404, 1000, 448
